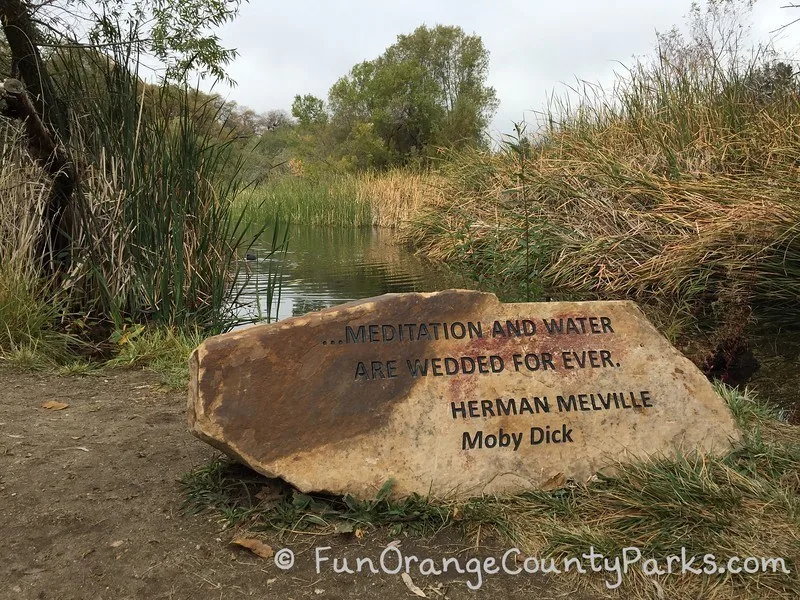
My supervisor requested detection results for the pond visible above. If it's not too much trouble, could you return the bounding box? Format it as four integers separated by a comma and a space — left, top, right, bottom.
233, 224, 470, 323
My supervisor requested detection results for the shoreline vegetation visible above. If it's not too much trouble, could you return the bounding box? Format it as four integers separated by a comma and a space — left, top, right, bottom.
6, 2, 798, 376
227, 1, 800, 387
232, 169, 439, 229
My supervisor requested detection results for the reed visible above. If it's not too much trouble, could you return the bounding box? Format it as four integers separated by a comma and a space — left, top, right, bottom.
233, 169, 438, 229
356, 169, 441, 227
46, 36, 257, 333
405, 23, 800, 329
1, 26, 285, 366
234, 175, 370, 228
0, 126, 73, 361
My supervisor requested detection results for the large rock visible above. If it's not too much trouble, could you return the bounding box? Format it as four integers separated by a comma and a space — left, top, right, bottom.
188, 290, 740, 499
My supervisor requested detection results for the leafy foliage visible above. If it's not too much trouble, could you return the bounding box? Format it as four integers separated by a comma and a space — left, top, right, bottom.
291, 94, 328, 128
38, 0, 247, 83
293, 24, 498, 170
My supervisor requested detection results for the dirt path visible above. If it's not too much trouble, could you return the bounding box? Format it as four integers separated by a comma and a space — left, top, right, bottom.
0, 367, 586, 600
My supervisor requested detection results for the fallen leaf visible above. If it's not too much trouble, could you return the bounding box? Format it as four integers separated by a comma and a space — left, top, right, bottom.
401, 573, 426, 598
231, 537, 273, 559
650, 578, 665, 599
335, 521, 354, 534
354, 528, 365, 539
41, 401, 69, 411
540, 472, 565, 491
110, 540, 124, 548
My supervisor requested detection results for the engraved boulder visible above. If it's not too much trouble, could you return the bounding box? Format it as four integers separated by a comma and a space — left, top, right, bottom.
188, 290, 740, 499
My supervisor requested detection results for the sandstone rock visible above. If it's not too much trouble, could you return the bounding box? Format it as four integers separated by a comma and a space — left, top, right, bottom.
188, 290, 740, 499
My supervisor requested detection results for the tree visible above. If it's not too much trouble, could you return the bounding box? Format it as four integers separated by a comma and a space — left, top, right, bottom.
264, 109, 292, 131
743, 61, 797, 101
291, 94, 328, 128
389, 24, 498, 146
0, 0, 246, 273
327, 24, 497, 165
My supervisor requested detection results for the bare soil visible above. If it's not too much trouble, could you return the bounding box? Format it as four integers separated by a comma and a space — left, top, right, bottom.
0, 366, 589, 600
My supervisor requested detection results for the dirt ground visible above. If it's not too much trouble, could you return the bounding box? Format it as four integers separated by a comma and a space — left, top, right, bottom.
0, 366, 595, 600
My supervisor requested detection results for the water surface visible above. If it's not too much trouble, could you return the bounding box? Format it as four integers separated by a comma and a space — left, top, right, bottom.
234, 225, 468, 323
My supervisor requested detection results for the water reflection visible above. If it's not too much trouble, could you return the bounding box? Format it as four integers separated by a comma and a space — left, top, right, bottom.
234, 225, 467, 323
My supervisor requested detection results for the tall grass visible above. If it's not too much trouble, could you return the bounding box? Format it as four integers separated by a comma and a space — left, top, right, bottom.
1, 26, 284, 366
0, 126, 74, 362
45, 35, 258, 333
357, 169, 440, 227
234, 174, 369, 227
233, 169, 438, 228
406, 8, 800, 331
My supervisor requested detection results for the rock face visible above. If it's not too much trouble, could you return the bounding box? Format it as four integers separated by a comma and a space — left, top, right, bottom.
188, 290, 741, 499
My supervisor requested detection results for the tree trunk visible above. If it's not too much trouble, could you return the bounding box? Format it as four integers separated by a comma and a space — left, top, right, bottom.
0, 0, 75, 274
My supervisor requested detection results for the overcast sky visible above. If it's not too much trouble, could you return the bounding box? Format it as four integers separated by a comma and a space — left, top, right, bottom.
202, 0, 800, 140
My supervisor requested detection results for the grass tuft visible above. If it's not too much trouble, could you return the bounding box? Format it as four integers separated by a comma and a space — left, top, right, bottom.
105, 326, 205, 388
182, 461, 454, 537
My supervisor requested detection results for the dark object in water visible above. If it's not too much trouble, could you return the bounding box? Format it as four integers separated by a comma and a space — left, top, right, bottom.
245, 253, 257, 261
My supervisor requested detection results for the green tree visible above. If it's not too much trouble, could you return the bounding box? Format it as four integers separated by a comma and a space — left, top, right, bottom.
335, 121, 393, 170
328, 24, 497, 166
389, 24, 498, 146
291, 94, 328, 128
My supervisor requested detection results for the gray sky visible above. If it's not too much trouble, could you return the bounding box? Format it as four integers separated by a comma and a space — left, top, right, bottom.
203, 0, 800, 139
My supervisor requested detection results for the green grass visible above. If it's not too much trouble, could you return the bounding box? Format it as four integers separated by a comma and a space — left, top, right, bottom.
0, 264, 75, 366
182, 465, 453, 537
234, 175, 372, 228
57, 360, 103, 377
0, 317, 205, 388
181, 385, 798, 599
104, 325, 205, 388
